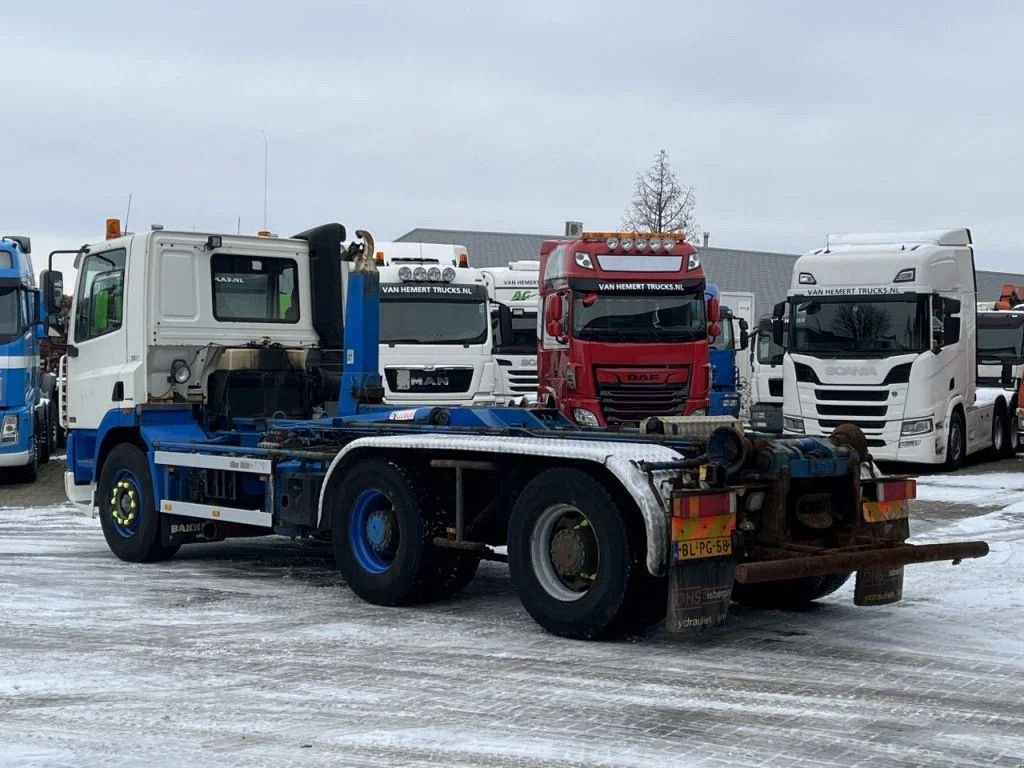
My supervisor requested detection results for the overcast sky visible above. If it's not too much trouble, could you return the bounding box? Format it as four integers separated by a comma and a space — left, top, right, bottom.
3, 1, 1023, 275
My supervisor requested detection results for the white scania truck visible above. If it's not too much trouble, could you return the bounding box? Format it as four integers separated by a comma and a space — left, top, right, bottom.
777, 229, 1014, 468
480, 261, 539, 404
374, 242, 501, 407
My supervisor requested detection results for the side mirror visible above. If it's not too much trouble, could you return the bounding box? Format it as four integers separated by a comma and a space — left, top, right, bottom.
41, 269, 64, 315
707, 296, 720, 323
545, 293, 565, 339
772, 317, 784, 347
739, 329, 749, 350
497, 303, 514, 348
708, 321, 721, 339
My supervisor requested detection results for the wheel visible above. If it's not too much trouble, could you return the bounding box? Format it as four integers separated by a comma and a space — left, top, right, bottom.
991, 407, 1009, 459
50, 400, 64, 451
330, 458, 468, 606
38, 413, 51, 465
944, 410, 965, 471
1000, 407, 1017, 459
507, 467, 658, 640
97, 443, 179, 562
731, 572, 851, 609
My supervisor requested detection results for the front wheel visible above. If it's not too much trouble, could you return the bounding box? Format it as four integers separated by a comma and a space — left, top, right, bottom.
98, 443, 179, 562
944, 410, 965, 471
508, 468, 657, 640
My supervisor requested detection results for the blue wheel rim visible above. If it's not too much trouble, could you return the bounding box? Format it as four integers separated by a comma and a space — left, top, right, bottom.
349, 489, 399, 574
109, 469, 143, 538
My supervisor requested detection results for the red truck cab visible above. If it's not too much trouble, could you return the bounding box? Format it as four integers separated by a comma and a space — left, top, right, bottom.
537, 232, 714, 427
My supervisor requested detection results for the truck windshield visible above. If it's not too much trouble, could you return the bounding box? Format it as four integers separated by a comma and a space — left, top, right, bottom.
493, 311, 537, 354
572, 293, 705, 341
381, 299, 488, 345
0, 286, 21, 341
756, 330, 785, 365
710, 317, 734, 350
790, 296, 929, 357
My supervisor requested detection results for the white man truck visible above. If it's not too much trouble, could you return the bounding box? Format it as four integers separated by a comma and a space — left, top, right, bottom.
777, 229, 1014, 468
481, 261, 540, 404
42, 218, 987, 640
374, 242, 501, 407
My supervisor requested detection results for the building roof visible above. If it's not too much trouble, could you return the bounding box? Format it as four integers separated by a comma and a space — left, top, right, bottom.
397, 228, 1023, 318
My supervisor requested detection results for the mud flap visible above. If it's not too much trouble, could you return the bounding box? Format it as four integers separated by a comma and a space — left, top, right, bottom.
161, 515, 225, 546
854, 566, 904, 606
666, 558, 735, 633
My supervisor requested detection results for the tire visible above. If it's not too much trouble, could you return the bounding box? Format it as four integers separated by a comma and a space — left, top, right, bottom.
1000, 407, 1017, 459
507, 467, 657, 640
330, 458, 460, 606
944, 409, 965, 471
38, 413, 51, 465
50, 401, 64, 451
731, 572, 852, 609
991, 407, 1009, 459
98, 443, 179, 562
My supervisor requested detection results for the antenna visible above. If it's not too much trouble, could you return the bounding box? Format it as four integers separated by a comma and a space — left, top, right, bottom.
260, 130, 269, 230
124, 193, 133, 235
824, 233, 831, 253
237, 216, 241, 234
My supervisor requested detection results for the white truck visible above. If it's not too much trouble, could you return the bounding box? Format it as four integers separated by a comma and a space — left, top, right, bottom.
374, 242, 501, 407
480, 261, 539, 404
748, 316, 785, 434
777, 229, 1015, 467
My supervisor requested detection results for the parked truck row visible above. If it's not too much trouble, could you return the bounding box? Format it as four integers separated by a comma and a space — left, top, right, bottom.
30, 218, 989, 641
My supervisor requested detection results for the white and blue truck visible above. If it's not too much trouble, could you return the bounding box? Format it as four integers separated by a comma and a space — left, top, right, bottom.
1, 235, 58, 482
44, 219, 987, 639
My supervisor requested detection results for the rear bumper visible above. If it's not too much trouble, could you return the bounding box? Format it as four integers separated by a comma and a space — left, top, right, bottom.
735, 541, 990, 584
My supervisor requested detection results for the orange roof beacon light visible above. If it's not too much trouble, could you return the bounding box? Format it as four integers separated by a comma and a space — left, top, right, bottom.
375, 250, 385, 265
458, 251, 469, 269
105, 218, 121, 240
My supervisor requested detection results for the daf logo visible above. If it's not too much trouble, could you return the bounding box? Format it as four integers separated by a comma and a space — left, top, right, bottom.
410, 375, 449, 387
626, 373, 659, 382
824, 366, 878, 376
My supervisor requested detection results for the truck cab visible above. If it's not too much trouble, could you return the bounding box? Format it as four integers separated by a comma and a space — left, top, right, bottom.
538, 232, 712, 427
778, 229, 1012, 467
748, 316, 785, 434
706, 285, 749, 417
375, 242, 498, 407
0, 235, 51, 481
480, 261, 540, 404
976, 308, 1024, 451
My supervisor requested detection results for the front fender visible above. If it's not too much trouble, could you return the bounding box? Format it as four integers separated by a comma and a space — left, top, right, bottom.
316, 433, 687, 576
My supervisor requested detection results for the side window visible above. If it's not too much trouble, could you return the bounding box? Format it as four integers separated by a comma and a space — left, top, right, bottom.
74, 249, 126, 343
211, 254, 299, 323
932, 296, 962, 348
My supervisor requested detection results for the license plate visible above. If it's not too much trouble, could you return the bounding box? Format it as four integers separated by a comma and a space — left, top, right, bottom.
674, 536, 733, 561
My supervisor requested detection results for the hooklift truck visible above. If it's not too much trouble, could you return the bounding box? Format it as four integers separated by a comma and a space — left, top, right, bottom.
43, 220, 989, 640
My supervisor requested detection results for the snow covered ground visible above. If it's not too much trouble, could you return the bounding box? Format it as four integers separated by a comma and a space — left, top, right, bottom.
1, 466, 1022, 768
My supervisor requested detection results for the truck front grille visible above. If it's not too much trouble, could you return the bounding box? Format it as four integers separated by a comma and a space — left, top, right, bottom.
385, 368, 473, 394
597, 382, 689, 424
507, 368, 538, 395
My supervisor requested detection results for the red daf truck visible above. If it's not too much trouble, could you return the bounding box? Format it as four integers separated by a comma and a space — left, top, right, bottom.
537, 232, 715, 426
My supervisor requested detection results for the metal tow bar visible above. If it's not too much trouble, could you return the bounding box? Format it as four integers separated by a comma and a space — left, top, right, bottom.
734, 541, 990, 584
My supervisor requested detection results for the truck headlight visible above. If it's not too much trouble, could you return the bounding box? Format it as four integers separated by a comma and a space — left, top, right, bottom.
783, 416, 804, 433
572, 408, 600, 427
1, 414, 18, 444
690, 408, 707, 416
169, 359, 192, 385
901, 417, 933, 436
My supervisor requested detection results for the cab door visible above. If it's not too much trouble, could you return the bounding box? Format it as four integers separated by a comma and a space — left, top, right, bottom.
67, 246, 129, 431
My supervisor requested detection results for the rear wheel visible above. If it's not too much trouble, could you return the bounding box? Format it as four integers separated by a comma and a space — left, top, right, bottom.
37, 413, 51, 465
98, 443, 179, 562
998, 406, 1017, 459
330, 458, 475, 606
731, 573, 851, 609
508, 467, 659, 639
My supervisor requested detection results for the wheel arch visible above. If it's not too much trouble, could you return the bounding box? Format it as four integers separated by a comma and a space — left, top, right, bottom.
316, 435, 677, 576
